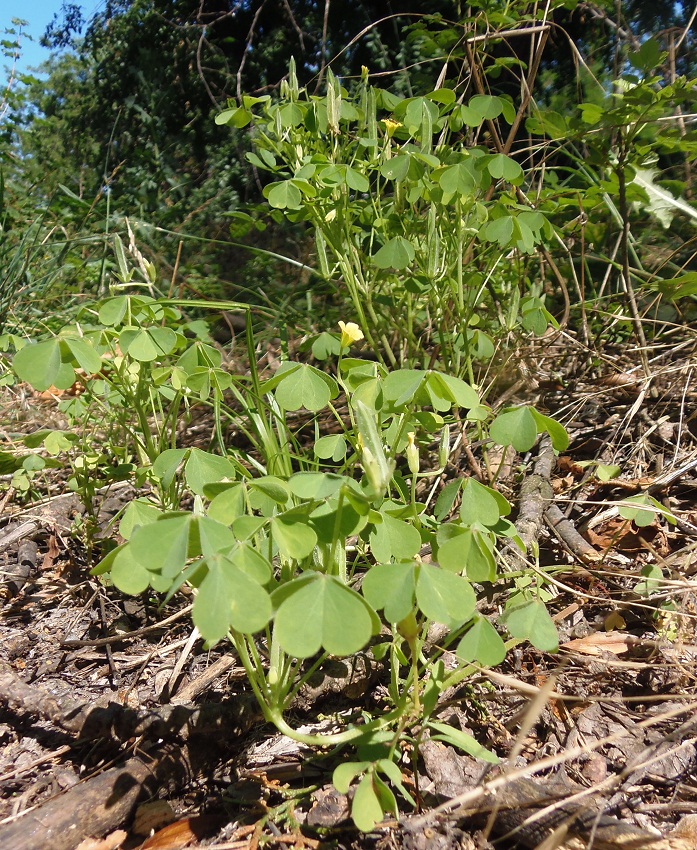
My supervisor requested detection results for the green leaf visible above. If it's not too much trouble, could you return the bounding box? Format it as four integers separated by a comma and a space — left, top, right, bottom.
333, 761, 370, 794
596, 464, 621, 482
193, 555, 272, 640
273, 573, 377, 657
415, 564, 476, 627
185, 448, 237, 497
372, 237, 415, 270
430, 373, 480, 409
111, 545, 152, 594
274, 363, 337, 412
428, 721, 499, 763
635, 563, 663, 597
530, 409, 569, 451
380, 155, 410, 181
196, 515, 235, 558
382, 369, 426, 407
439, 161, 476, 197
271, 511, 318, 560
629, 37, 665, 74
456, 616, 506, 666
0, 450, 24, 475
618, 494, 674, 527
265, 180, 303, 210
288, 472, 345, 500
459, 479, 510, 527
98, 296, 129, 326
489, 406, 538, 452
64, 337, 103, 374
207, 484, 246, 524
361, 562, 416, 623
434, 478, 462, 522
370, 513, 421, 563
352, 773, 385, 832
119, 499, 163, 539
500, 599, 558, 652
651, 273, 697, 299
215, 105, 253, 127
481, 216, 514, 247
437, 526, 496, 582
487, 153, 523, 184
151, 448, 188, 489
130, 514, 192, 578
13, 339, 74, 391
119, 327, 177, 362
470, 94, 503, 120
314, 434, 348, 462
229, 541, 273, 584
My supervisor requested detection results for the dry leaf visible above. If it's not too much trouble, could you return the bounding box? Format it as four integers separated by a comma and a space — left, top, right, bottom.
75, 830, 127, 850
140, 815, 223, 849
42, 534, 61, 571
561, 631, 634, 656
132, 800, 176, 836
604, 610, 626, 631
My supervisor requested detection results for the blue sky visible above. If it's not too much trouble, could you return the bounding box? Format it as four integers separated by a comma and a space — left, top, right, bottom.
2, 1, 100, 76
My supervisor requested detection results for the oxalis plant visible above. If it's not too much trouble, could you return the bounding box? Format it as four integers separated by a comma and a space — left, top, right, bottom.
216, 60, 557, 381
91, 318, 571, 830
8, 240, 571, 827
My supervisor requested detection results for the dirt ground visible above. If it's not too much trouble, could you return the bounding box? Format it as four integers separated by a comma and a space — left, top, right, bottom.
1, 332, 697, 850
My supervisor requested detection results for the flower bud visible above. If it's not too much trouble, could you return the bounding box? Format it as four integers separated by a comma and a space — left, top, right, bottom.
406, 432, 419, 475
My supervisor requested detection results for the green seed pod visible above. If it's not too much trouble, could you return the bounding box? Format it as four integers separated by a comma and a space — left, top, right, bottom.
438, 424, 450, 469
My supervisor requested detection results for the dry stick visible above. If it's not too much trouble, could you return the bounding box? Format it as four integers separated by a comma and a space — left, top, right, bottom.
410, 701, 697, 826
544, 503, 601, 564
0, 663, 260, 744
0, 756, 156, 850
510, 434, 555, 560
60, 604, 193, 648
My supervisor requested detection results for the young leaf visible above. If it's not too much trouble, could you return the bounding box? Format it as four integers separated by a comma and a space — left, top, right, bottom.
415, 564, 476, 627
372, 237, 415, 270
500, 599, 558, 652
456, 616, 506, 666
489, 406, 538, 452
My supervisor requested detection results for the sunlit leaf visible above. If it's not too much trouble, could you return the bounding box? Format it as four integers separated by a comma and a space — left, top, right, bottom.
456, 616, 506, 666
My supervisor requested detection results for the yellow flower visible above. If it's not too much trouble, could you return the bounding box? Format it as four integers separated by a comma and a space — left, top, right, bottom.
338, 321, 364, 348
382, 118, 401, 138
